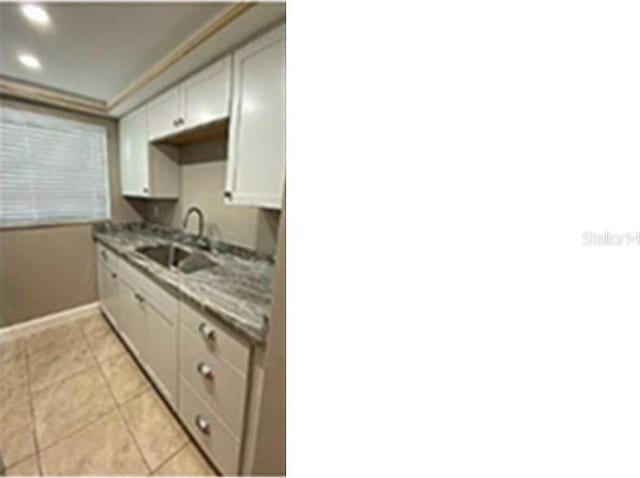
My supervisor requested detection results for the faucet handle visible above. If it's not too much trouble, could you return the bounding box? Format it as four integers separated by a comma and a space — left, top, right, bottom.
195, 236, 210, 250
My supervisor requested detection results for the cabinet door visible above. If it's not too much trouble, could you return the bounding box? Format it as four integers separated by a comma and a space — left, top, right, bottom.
118, 281, 147, 361
119, 107, 149, 197
104, 267, 119, 324
147, 87, 181, 141
226, 26, 285, 209
97, 258, 108, 309
145, 305, 177, 405
181, 56, 231, 130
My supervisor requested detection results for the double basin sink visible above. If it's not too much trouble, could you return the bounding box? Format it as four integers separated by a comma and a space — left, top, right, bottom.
136, 244, 218, 274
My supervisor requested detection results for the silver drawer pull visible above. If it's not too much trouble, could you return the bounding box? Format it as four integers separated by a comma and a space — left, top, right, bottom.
101, 250, 107, 260
134, 293, 145, 303
196, 362, 214, 380
194, 415, 210, 434
198, 323, 215, 341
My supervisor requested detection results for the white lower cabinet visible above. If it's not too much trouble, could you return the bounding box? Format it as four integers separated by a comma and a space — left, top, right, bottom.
97, 257, 119, 326
177, 303, 250, 475
180, 378, 242, 475
95, 244, 253, 474
145, 304, 177, 404
119, 262, 178, 406
118, 280, 148, 362
96, 244, 177, 405
179, 320, 248, 438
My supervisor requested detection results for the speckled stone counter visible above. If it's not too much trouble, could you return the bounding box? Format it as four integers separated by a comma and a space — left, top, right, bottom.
93, 223, 274, 344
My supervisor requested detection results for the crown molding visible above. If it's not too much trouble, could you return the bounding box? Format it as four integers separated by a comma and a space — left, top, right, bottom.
0, 3, 259, 118
0, 75, 109, 117
107, 2, 256, 112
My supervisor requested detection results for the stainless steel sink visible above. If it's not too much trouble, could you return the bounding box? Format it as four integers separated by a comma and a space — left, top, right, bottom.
178, 251, 219, 274
136, 244, 189, 268
136, 244, 218, 274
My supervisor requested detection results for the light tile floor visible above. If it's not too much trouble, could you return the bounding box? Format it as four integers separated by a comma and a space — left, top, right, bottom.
0, 314, 217, 476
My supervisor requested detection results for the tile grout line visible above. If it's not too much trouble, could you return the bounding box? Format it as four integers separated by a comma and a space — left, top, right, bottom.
25, 324, 87, 356
1, 316, 108, 470
109, 325, 219, 476
88, 314, 153, 475
23, 335, 44, 476
26, 322, 98, 395
35, 407, 118, 456
4, 315, 213, 476
111, 392, 155, 474
27, 313, 209, 475
148, 441, 190, 475
27, 317, 118, 457
94, 312, 199, 475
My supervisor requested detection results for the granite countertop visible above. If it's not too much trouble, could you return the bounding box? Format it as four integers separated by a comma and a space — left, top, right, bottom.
93, 223, 274, 344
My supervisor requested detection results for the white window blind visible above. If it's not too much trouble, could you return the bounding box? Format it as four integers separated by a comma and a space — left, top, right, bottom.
0, 106, 111, 227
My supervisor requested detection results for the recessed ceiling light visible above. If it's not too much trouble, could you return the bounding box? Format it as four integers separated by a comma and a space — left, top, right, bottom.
18, 54, 41, 70
20, 4, 50, 25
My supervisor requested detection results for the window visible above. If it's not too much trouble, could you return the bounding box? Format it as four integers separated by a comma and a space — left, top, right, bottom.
0, 106, 111, 227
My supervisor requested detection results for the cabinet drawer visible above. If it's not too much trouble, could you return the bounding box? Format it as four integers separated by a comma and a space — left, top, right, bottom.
180, 324, 247, 438
119, 259, 178, 322
97, 243, 119, 272
179, 302, 250, 374
179, 379, 241, 475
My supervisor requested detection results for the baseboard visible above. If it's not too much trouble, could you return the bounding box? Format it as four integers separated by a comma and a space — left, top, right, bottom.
0, 301, 100, 342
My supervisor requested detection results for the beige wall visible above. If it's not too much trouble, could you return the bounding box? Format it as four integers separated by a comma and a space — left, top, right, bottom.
0, 98, 279, 327
180, 161, 280, 254
143, 138, 280, 255
251, 197, 285, 475
0, 97, 142, 327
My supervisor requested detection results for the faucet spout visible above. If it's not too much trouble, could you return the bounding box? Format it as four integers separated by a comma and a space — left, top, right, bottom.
182, 206, 205, 238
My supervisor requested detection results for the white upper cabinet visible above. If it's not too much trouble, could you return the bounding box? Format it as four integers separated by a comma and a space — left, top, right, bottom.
147, 56, 231, 142
182, 57, 232, 130
225, 25, 285, 209
120, 106, 150, 197
147, 88, 181, 141
120, 105, 180, 198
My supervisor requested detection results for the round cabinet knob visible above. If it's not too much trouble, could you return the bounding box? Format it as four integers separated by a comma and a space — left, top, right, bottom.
196, 362, 214, 380
198, 323, 215, 341
111, 272, 117, 279
195, 415, 210, 434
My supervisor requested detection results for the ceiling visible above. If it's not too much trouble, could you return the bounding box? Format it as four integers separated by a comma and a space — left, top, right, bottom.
0, 2, 233, 101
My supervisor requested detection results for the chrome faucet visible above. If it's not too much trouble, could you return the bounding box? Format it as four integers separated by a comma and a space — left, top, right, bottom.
182, 206, 205, 238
